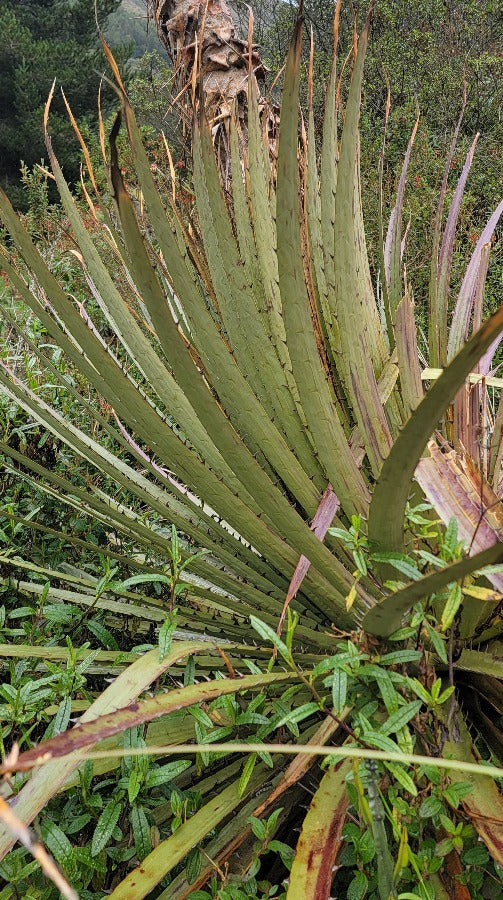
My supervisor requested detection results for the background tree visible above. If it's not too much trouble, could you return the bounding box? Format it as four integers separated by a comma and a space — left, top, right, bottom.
0, 0, 130, 207
107, 0, 159, 60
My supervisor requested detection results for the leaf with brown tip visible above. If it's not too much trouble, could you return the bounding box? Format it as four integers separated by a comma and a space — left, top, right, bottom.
286, 758, 350, 899
443, 711, 503, 865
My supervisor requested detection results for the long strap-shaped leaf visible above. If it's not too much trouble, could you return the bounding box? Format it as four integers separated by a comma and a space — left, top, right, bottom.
395, 295, 423, 416
2, 302, 302, 597
368, 303, 503, 561
306, 105, 341, 373
386, 114, 419, 334
428, 90, 466, 367
246, 76, 287, 365
447, 199, 503, 361
0, 200, 273, 547
0, 381, 292, 612
40, 106, 250, 501
193, 122, 323, 506
164, 794, 270, 898
0, 322, 289, 596
441, 710, 503, 865
7, 579, 258, 647
490, 391, 503, 490
0, 506, 291, 616
2, 464, 336, 647
304, 30, 351, 425
109, 762, 278, 900
231, 111, 329, 486
335, 13, 399, 446
103, 87, 375, 612
431, 133, 479, 367
363, 542, 503, 638
0, 213, 360, 615
286, 758, 350, 899
0, 363, 363, 620
6, 672, 295, 773
0, 437, 297, 620
112, 119, 306, 514
319, 1, 342, 350
332, 17, 398, 475
276, 16, 370, 518
452, 648, 503, 680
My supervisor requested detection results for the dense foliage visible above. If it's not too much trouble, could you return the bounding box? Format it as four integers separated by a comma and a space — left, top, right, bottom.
0, 2, 502, 898
107, 0, 160, 60
0, 0, 129, 208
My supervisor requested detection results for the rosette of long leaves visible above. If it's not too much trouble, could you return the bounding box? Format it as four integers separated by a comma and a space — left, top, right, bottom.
0, 4, 502, 896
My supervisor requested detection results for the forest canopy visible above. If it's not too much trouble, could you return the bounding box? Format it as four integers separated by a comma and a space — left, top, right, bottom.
0, 0, 127, 206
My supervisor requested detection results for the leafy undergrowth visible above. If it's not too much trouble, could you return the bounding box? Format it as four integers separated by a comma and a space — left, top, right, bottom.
1, 500, 503, 898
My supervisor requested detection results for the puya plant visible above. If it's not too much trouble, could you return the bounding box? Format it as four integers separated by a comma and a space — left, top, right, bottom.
0, 0, 502, 895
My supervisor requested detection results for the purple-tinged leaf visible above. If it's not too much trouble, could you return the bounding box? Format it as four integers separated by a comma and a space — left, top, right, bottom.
277, 484, 340, 636
386, 114, 419, 329
451, 243, 491, 460
433, 133, 479, 366
395, 295, 423, 416
479, 332, 503, 379
429, 88, 467, 366
287, 758, 350, 898
378, 77, 392, 335
447, 200, 503, 362
368, 303, 503, 566
415, 440, 503, 594
384, 213, 411, 290
490, 392, 503, 490
384, 207, 395, 289
471, 243, 492, 338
